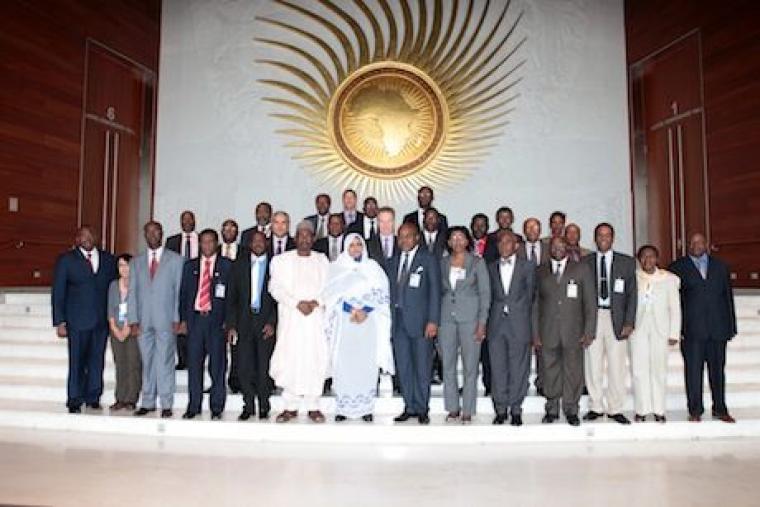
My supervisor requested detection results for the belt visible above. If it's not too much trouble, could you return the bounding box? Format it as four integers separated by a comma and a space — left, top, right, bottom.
598, 305, 611, 310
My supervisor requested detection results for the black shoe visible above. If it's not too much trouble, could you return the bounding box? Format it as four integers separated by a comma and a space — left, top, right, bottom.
86, 402, 102, 410
634, 414, 647, 422
68, 406, 82, 414
566, 414, 581, 426
493, 414, 507, 425
134, 407, 156, 416
259, 411, 270, 420
542, 414, 558, 424
394, 412, 415, 422
238, 411, 252, 421
510, 414, 523, 426
211, 412, 222, 420
335, 415, 347, 422
654, 414, 666, 423
362, 414, 373, 423
182, 411, 198, 420
583, 410, 604, 421
160, 409, 173, 418
608, 413, 631, 425
175, 363, 186, 371
418, 414, 430, 425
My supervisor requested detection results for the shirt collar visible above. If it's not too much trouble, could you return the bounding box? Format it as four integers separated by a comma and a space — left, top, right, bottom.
250, 252, 267, 263
149, 246, 164, 257
500, 253, 516, 265
79, 247, 97, 258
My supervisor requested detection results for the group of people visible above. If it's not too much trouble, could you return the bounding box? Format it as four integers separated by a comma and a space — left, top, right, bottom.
51, 186, 738, 426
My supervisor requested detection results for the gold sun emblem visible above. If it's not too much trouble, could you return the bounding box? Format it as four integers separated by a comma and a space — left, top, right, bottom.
256, 0, 525, 199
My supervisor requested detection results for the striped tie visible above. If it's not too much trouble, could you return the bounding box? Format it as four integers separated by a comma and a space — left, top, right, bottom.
198, 258, 212, 311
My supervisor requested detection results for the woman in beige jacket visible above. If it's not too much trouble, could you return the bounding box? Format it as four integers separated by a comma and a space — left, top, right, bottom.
629, 245, 682, 422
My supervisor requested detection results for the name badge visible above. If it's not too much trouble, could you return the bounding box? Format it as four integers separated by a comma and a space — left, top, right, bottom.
567, 281, 578, 299
456, 269, 466, 281
614, 278, 625, 294
215, 284, 226, 299
118, 302, 128, 320
409, 273, 422, 288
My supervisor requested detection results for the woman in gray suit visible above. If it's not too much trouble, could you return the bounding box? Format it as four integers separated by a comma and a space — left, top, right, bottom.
107, 254, 141, 410
439, 227, 491, 423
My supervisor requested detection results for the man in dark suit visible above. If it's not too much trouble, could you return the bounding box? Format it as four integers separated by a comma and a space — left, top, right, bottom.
304, 193, 331, 240
52, 226, 117, 413
370, 206, 398, 269
420, 208, 448, 260
341, 189, 364, 227
347, 196, 379, 240
669, 232, 737, 423
226, 230, 278, 421
386, 223, 441, 424
484, 206, 523, 263
165, 210, 198, 260
268, 211, 295, 257
312, 213, 345, 261
533, 236, 596, 426
582, 223, 637, 424
241, 201, 273, 248
403, 185, 448, 234
219, 219, 240, 261
178, 229, 232, 420
471, 213, 490, 258
487, 230, 535, 426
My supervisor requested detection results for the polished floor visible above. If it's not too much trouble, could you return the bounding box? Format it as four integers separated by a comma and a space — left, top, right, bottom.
1, 428, 759, 507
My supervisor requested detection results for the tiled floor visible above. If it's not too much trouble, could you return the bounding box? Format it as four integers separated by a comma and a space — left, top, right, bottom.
1, 428, 759, 507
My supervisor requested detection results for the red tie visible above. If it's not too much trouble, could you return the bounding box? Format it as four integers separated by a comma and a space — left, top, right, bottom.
86, 252, 94, 273
198, 258, 212, 312
149, 252, 158, 280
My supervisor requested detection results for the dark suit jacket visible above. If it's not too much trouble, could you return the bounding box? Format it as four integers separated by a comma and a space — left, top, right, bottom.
533, 260, 597, 347
240, 224, 271, 251
305, 213, 330, 234
225, 253, 277, 336
267, 235, 295, 256
487, 257, 535, 343
52, 249, 117, 331
165, 233, 188, 255
342, 210, 364, 228
368, 235, 399, 270
313, 235, 344, 257
421, 229, 448, 259
517, 240, 551, 266
484, 229, 524, 263
583, 251, 637, 339
668, 255, 737, 342
179, 256, 232, 328
403, 209, 448, 235
386, 247, 442, 336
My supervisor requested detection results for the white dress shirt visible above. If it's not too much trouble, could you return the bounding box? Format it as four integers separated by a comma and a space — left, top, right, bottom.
363, 216, 378, 239
180, 231, 199, 259
424, 230, 438, 249
551, 257, 568, 279
315, 214, 329, 238
79, 247, 99, 273
221, 242, 238, 260
499, 254, 516, 295
525, 240, 542, 265
148, 246, 164, 269
449, 266, 466, 291
597, 250, 613, 307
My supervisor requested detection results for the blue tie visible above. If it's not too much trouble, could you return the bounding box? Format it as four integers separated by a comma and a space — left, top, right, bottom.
251, 257, 266, 311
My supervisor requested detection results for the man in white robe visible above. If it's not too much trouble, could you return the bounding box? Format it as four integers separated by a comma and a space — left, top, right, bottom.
269, 220, 330, 423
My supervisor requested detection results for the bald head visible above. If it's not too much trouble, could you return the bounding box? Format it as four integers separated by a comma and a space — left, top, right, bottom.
523, 217, 541, 242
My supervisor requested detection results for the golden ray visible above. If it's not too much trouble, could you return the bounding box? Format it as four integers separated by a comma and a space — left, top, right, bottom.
256, 0, 525, 200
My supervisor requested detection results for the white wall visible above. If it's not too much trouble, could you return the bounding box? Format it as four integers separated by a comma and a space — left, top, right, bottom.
155, 0, 633, 252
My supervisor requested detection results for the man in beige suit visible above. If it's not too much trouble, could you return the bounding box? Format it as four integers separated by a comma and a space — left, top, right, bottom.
533, 237, 596, 426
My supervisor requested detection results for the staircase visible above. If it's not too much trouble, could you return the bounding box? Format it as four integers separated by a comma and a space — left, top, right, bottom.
1, 289, 759, 444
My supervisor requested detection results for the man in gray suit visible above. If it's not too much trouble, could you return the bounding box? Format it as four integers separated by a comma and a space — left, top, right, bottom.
128, 221, 184, 418
582, 223, 637, 425
533, 236, 596, 426
487, 230, 535, 426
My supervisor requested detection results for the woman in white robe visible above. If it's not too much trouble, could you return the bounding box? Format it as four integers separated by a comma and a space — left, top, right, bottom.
323, 233, 394, 422
629, 245, 682, 422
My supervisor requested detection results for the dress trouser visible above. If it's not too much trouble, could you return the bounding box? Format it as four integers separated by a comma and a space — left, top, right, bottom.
585, 309, 629, 414
66, 325, 108, 408
629, 317, 668, 416
393, 309, 434, 415
110, 333, 142, 404
489, 327, 531, 417
542, 332, 585, 417
238, 311, 275, 415
187, 314, 227, 414
681, 337, 728, 417
480, 339, 492, 392
439, 319, 481, 415
137, 328, 176, 409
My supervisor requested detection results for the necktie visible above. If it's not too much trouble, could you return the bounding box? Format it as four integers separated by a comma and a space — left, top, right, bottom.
600, 255, 609, 300
370, 219, 377, 239
198, 258, 212, 311
184, 234, 191, 259
86, 252, 94, 273
317, 216, 325, 239
530, 244, 536, 264
554, 262, 562, 282
276, 239, 283, 255
149, 252, 158, 280
384, 237, 391, 258
398, 252, 410, 283
225, 244, 231, 259
251, 257, 264, 311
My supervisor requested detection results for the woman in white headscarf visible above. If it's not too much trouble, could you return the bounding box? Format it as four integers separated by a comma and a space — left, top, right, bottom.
323, 233, 393, 422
